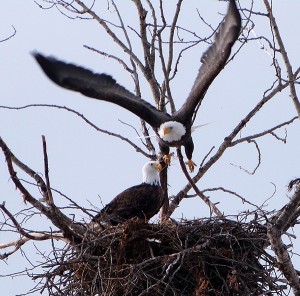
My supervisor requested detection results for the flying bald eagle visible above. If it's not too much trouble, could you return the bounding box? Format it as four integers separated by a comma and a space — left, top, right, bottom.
92, 161, 163, 225
33, 0, 241, 172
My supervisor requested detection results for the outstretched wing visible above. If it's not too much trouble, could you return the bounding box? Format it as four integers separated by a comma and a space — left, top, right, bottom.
33, 53, 170, 128
174, 0, 241, 123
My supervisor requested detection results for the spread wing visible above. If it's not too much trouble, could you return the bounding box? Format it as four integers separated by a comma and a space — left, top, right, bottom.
174, 0, 241, 123
33, 53, 170, 128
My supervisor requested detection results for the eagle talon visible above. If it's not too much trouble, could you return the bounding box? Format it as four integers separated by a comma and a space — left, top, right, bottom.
163, 154, 172, 166
185, 159, 197, 172
33, 0, 241, 181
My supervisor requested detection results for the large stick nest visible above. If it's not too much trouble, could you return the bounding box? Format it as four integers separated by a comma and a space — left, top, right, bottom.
38, 217, 287, 295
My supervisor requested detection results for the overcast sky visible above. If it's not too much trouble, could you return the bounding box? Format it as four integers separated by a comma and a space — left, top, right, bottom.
1, 1, 300, 295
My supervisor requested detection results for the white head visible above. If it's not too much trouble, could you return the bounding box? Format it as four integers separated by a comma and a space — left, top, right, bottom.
142, 161, 162, 186
158, 121, 186, 143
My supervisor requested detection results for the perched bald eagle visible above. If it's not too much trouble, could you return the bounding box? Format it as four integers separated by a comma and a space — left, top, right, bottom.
33, 0, 241, 172
92, 161, 163, 225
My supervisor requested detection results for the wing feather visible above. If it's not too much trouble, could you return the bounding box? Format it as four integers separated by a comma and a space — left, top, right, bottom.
174, 0, 241, 122
33, 53, 170, 128
93, 183, 162, 224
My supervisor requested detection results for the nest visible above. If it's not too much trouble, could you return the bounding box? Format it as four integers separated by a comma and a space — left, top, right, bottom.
39, 217, 287, 295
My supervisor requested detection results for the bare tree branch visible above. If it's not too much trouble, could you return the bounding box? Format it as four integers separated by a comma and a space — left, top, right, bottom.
0, 136, 86, 242
263, 0, 300, 118
0, 25, 16, 42
42, 135, 54, 206
231, 116, 298, 146
1, 2, 300, 294
169, 80, 289, 214
83, 44, 134, 73
175, 148, 223, 219
0, 104, 153, 158
267, 184, 300, 294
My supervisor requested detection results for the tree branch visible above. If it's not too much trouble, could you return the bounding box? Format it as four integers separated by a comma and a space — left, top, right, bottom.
175, 148, 223, 219
0, 104, 153, 158
0, 136, 86, 242
267, 183, 300, 294
42, 135, 54, 206
169, 80, 289, 215
263, 0, 300, 118
0, 25, 16, 42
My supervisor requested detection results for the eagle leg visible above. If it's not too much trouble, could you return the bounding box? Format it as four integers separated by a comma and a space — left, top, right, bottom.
159, 140, 172, 167
185, 159, 197, 173
184, 137, 196, 172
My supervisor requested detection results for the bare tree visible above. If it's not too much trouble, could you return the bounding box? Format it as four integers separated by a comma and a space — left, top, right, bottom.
1, 0, 300, 295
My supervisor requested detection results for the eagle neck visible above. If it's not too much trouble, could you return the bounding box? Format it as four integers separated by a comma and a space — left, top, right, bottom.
143, 175, 161, 186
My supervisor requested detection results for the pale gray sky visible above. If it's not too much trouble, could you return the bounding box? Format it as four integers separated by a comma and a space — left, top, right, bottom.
1, 1, 300, 295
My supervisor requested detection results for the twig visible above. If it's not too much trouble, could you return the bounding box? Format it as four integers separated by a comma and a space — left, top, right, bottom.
176, 148, 223, 219
203, 187, 259, 208
83, 45, 133, 73
230, 140, 261, 175
169, 80, 289, 215
0, 136, 49, 212
132, 0, 162, 108
263, 0, 300, 118
231, 116, 298, 146
0, 230, 68, 259
42, 135, 54, 206
0, 104, 152, 158
74, 0, 146, 78
0, 136, 85, 242
0, 203, 45, 241
0, 25, 16, 42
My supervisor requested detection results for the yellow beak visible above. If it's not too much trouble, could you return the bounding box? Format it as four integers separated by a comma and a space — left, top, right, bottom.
163, 127, 171, 135
154, 163, 163, 172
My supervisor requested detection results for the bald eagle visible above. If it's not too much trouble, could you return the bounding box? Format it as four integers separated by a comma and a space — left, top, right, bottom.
33, 0, 241, 172
92, 161, 163, 225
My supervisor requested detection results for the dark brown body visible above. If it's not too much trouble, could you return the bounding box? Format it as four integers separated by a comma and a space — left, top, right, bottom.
92, 183, 163, 225
34, 0, 241, 164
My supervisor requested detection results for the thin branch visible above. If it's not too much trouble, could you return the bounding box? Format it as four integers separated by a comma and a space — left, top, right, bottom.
0, 25, 16, 42
132, 0, 161, 108
263, 0, 300, 118
0, 230, 69, 259
169, 80, 289, 215
164, 0, 183, 114
230, 140, 261, 175
73, 0, 147, 78
202, 187, 260, 208
42, 135, 54, 206
0, 203, 46, 241
0, 104, 152, 158
231, 117, 298, 146
0, 137, 49, 213
176, 148, 223, 219
0, 136, 85, 242
83, 45, 133, 73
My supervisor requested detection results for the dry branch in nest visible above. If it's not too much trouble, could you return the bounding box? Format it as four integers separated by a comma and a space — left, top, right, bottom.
36, 217, 287, 296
